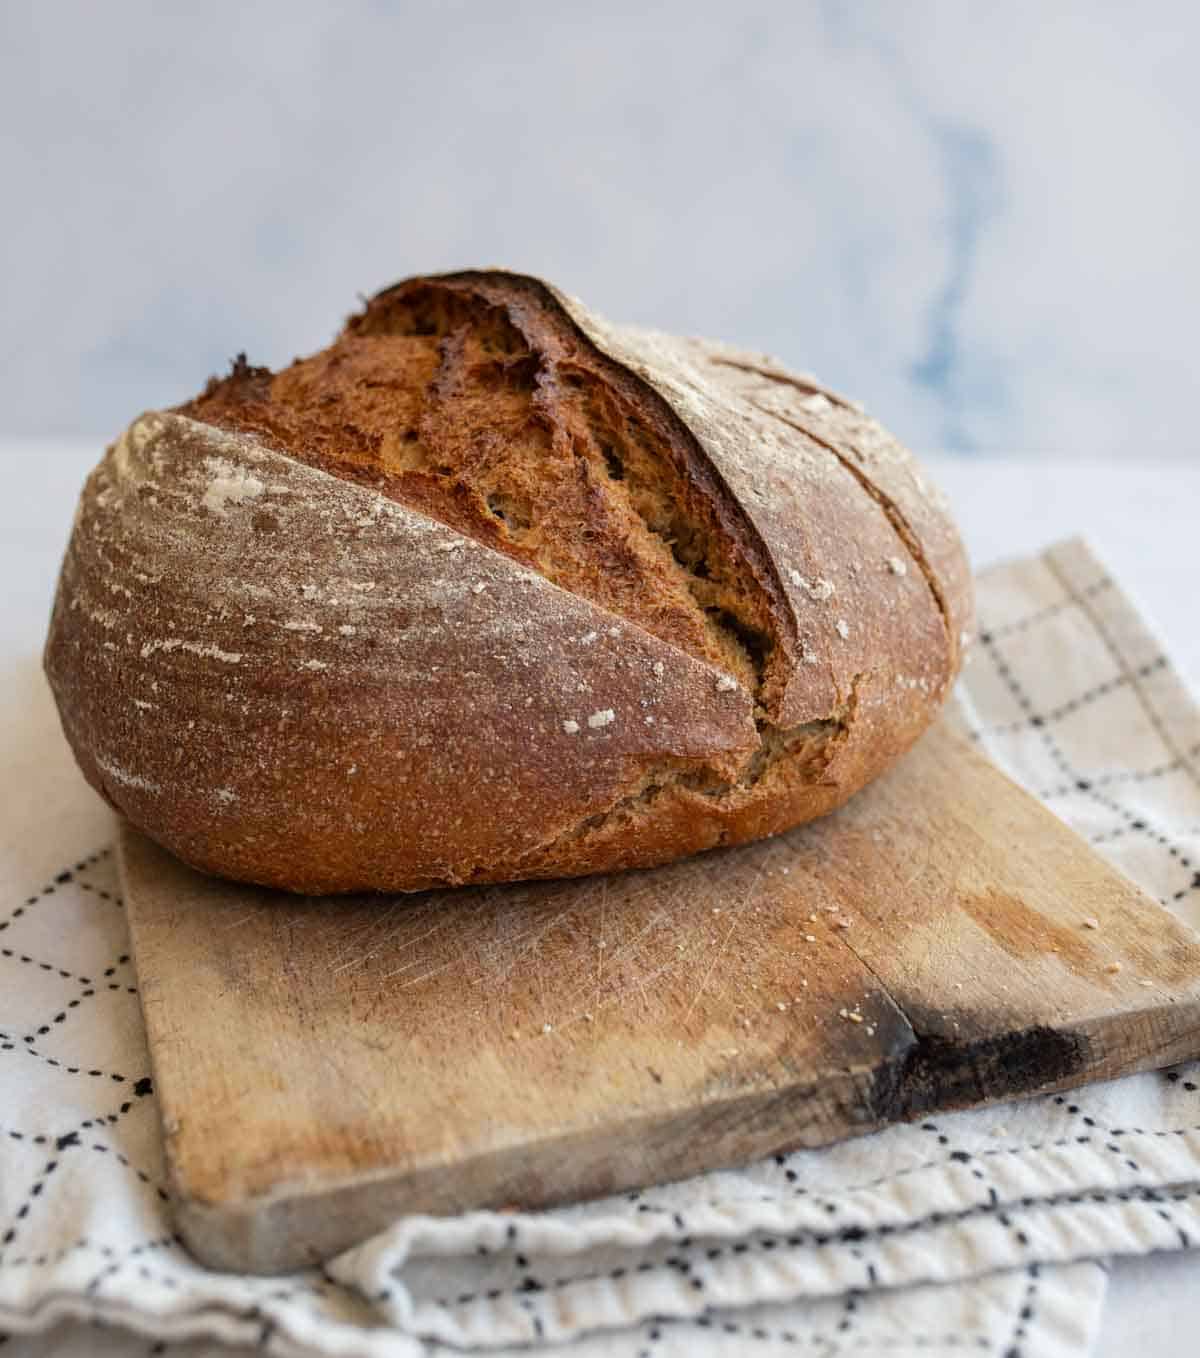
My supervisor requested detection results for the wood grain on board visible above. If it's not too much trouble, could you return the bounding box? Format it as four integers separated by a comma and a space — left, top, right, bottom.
118, 720, 1200, 1273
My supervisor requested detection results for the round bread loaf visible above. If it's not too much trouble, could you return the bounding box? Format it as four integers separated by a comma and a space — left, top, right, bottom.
44, 270, 972, 893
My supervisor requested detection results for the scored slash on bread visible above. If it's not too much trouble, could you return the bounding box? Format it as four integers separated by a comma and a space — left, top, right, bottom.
44, 271, 972, 893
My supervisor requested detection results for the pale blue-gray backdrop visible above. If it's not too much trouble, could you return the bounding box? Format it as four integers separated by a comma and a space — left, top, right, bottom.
3, 1, 1197, 456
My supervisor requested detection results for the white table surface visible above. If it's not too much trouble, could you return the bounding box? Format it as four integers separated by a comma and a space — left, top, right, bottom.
3, 441, 1198, 1354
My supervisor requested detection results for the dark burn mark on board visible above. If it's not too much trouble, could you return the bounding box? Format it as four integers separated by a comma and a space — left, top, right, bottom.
869, 1019, 1089, 1123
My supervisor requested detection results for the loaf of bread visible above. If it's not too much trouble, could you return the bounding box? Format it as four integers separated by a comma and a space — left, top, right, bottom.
44, 270, 972, 893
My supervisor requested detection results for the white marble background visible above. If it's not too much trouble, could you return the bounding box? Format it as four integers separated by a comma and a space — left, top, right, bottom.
3, 1, 1198, 458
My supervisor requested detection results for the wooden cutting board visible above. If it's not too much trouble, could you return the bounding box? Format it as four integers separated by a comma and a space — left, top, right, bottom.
118, 720, 1200, 1274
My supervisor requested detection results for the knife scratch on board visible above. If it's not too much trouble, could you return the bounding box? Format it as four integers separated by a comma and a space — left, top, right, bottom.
680, 862, 769, 1028
370, 916, 453, 978
220, 907, 269, 931
561, 956, 683, 1033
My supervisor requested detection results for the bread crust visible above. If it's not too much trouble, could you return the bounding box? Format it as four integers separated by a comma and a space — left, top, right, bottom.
44, 271, 972, 892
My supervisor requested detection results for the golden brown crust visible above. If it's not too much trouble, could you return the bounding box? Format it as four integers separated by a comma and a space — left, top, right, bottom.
44, 271, 973, 892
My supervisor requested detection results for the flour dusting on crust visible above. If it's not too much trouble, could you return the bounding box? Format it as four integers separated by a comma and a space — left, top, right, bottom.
201, 457, 266, 516
46, 411, 761, 889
